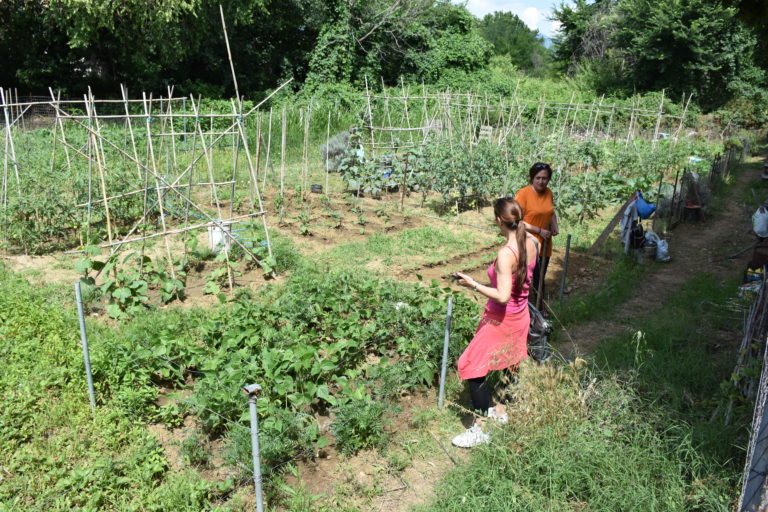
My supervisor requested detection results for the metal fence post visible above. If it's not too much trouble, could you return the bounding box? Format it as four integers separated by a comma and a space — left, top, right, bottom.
438, 296, 453, 409
74, 281, 96, 416
243, 384, 264, 512
559, 234, 572, 302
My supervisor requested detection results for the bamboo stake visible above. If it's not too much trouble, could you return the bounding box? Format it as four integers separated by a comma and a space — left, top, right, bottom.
302, 102, 312, 200
568, 99, 581, 136
142, 92, 176, 281
652, 89, 665, 149
364, 76, 376, 153
119, 85, 142, 180
208, 106, 215, 205
325, 109, 330, 194
590, 95, 604, 136
75, 180, 237, 206
0, 89, 20, 194
45, 92, 85, 243
85, 89, 114, 246
255, 112, 262, 198
220, 5, 242, 113
229, 100, 241, 219
233, 104, 273, 262
607, 104, 616, 140
184, 116, 199, 260
1, 90, 9, 210
190, 97, 225, 221
625, 96, 636, 146
401, 77, 412, 146
16, 89, 25, 130
280, 106, 286, 197
65, 211, 267, 251
672, 93, 692, 145
261, 107, 273, 191
166, 86, 178, 172
46, 102, 262, 264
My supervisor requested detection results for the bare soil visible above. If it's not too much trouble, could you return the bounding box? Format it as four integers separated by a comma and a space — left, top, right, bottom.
559, 161, 761, 358
4, 158, 764, 511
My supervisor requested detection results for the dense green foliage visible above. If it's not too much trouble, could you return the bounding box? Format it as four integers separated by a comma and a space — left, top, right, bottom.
2, 0, 765, 124
477, 11, 549, 75
553, 0, 767, 114
0, 259, 481, 508
0, 269, 226, 510
1, 0, 490, 96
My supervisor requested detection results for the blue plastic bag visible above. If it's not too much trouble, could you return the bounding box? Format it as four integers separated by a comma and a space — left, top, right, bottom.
635, 190, 656, 220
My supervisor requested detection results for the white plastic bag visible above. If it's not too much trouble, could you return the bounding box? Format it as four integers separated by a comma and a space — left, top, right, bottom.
646, 231, 670, 262
753, 206, 768, 238
656, 239, 670, 261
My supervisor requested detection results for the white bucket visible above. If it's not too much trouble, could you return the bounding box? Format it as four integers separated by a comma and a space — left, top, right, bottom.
208, 221, 233, 252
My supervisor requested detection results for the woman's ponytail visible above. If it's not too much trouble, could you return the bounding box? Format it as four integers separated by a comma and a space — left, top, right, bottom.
514, 220, 528, 292
494, 197, 528, 293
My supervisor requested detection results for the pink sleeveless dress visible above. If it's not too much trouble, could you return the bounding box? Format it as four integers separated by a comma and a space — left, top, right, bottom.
457, 246, 535, 380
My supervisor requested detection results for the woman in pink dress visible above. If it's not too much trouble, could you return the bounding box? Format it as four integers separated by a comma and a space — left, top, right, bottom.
451, 197, 538, 447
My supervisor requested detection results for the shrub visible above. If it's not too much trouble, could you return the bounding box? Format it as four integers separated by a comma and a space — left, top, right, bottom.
331, 398, 388, 455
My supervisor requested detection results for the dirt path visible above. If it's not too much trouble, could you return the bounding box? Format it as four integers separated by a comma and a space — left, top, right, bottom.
334, 157, 765, 512
560, 158, 762, 358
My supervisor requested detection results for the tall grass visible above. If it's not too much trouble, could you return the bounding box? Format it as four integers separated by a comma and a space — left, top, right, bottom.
421, 272, 744, 511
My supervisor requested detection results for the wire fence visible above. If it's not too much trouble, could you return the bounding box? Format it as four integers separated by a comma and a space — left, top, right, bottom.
737, 277, 768, 511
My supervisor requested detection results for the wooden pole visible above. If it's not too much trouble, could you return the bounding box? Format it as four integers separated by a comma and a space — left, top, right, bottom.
672, 93, 692, 145
45, 101, 263, 265
652, 89, 665, 149
142, 92, 177, 281
120, 85, 142, 180
220, 5, 242, 113
166, 86, 179, 172
280, 106, 286, 197
229, 100, 241, 218
255, 111, 262, 197
85, 89, 114, 247
0, 88, 21, 194
261, 107, 273, 191
325, 109, 330, 194
301, 101, 312, 200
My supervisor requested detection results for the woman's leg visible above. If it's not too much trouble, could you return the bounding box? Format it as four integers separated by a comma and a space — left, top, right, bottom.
497, 367, 519, 404
468, 376, 491, 413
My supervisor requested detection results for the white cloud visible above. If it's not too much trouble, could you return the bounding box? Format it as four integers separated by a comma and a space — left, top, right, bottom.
520, 7, 543, 31
461, 0, 570, 37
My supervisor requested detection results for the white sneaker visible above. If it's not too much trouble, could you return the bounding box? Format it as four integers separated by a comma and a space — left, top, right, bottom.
451, 425, 490, 448
487, 407, 509, 424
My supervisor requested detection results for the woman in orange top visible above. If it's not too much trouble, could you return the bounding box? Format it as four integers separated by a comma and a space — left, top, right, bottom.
515, 162, 559, 306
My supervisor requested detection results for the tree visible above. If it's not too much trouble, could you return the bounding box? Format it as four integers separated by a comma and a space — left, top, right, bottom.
614, 0, 764, 110
552, 0, 765, 110
477, 11, 550, 74
305, 0, 491, 88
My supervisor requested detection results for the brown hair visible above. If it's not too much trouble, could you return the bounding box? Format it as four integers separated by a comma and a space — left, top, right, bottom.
493, 197, 528, 292
528, 162, 552, 182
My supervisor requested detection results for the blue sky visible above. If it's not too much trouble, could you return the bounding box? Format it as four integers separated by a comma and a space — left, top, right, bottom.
461, 0, 571, 38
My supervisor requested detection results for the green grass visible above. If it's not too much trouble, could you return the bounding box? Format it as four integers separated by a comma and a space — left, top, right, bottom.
0, 267, 228, 511
593, 274, 745, 460
421, 383, 732, 511
419, 253, 746, 512
551, 254, 644, 327
314, 226, 496, 270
